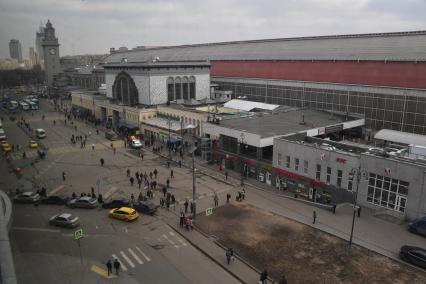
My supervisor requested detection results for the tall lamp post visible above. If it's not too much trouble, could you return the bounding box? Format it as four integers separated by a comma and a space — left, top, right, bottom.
348, 166, 368, 246
168, 116, 172, 161
189, 146, 198, 219
239, 133, 247, 186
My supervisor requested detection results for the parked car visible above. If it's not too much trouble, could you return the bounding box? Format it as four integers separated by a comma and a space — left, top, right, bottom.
408, 216, 426, 237
399, 246, 426, 269
133, 201, 159, 215
41, 195, 69, 205
29, 140, 38, 148
102, 198, 130, 209
1, 141, 11, 153
68, 196, 98, 209
14, 192, 41, 203
109, 207, 139, 221
35, 128, 46, 139
49, 213, 80, 228
105, 131, 119, 141
130, 139, 142, 148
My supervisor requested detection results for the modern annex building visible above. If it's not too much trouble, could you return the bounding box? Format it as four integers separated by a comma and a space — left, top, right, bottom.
106, 31, 426, 136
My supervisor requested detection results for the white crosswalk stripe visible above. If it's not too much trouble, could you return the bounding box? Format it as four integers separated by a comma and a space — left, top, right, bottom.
120, 251, 135, 268
128, 248, 143, 264
169, 232, 188, 247
112, 254, 128, 271
136, 246, 151, 262
163, 234, 179, 248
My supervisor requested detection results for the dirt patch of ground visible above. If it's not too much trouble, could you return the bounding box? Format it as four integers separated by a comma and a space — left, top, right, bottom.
196, 203, 426, 284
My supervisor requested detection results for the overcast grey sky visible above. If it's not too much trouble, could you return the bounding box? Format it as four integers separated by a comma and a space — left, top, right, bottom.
1, 0, 426, 59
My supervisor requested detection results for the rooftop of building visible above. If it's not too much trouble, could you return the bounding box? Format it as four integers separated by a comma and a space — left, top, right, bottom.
217, 108, 356, 138
280, 132, 426, 166
104, 60, 210, 69
106, 30, 426, 63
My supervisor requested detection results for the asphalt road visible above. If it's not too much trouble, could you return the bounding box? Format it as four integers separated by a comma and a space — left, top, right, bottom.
1, 97, 239, 284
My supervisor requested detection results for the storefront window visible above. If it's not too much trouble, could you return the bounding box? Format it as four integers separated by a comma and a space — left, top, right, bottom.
286, 156, 290, 168
295, 158, 299, 171
326, 167, 331, 183
367, 173, 408, 213
277, 153, 282, 166
337, 170, 342, 187
316, 164, 321, 180
304, 160, 309, 174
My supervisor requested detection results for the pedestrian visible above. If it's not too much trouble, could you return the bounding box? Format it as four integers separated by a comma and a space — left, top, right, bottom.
166, 179, 170, 188
62, 171, 66, 182
166, 199, 170, 210
190, 202, 194, 214
178, 160, 182, 168
357, 206, 361, 218
171, 194, 176, 209
91, 187, 95, 196
226, 193, 231, 203
96, 129, 99, 135
149, 172, 153, 180
22, 152, 26, 159
154, 168, 158, 179
113, 147, 116, 154
179, 211, 184, 228
141, 153, 144, 160
225, 171, 228, 180
127, 169, 130, 177
162, 186, 167, 197
100, 158, 105, 166
226, 249, 231, 265
278, 275, 288, 284
213, 193, 219, 207
313, 210, 317, 224
167, 161, 170, 168
138, 178, 142, 189
184, 216, 190, 231
171, 169, 174, 178
160, 197, 164, 208
113, 259, 121, 275
106, 260, 112, 276
260, 269, 268, 284
184, 199, 189, 213
131, 193, 135, 204
130, 177, 134, 186
92, 144, 95, 150
110, 143, 113, 149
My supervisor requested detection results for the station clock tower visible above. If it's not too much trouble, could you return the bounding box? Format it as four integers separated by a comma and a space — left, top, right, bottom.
41, 20, 61, 88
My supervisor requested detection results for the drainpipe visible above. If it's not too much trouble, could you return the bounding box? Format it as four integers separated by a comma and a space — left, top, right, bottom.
416, 170, 426, 220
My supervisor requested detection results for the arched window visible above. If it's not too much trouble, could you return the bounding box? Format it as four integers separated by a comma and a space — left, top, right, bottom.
175, 77, 182, 100
189, 76, 196, 99
167, 77, 174, 102
182, 77, 189, 100
112, 72, 139, 106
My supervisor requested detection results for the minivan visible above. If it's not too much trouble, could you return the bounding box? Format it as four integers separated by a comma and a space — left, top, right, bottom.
35, 128, 46, 139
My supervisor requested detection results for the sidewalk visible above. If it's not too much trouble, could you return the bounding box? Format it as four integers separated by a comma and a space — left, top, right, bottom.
159, 209, 263, 284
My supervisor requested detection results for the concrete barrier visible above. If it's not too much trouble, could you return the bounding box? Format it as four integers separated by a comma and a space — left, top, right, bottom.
0, 191, 17, 284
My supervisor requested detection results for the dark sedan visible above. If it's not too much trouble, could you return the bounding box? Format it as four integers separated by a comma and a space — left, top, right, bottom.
41, 195, 69, 205
133, 201, 159, 215
102, 198, 130, 209
399, 246, 426, 269
13, 192, 41, 204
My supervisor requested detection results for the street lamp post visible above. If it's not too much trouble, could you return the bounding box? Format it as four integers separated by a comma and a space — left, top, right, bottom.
189, 146, 198, 219
168, 116, 171, 161
349, 166, 367, 246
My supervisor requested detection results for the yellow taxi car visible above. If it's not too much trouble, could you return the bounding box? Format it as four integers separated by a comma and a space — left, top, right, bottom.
29, 140, 38, 149
109, 207, 139, 221
1, 141, 12, 153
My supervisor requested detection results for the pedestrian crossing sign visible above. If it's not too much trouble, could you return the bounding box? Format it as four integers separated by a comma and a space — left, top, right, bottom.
205, 208, 213, 216
74, 228, 84, 240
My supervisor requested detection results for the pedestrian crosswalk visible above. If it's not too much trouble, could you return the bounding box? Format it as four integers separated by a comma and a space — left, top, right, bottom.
106, 231, 187, 273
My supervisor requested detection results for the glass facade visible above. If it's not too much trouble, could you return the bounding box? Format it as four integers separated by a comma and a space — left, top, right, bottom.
367, 173, 408, 213
214, 80, 426, 135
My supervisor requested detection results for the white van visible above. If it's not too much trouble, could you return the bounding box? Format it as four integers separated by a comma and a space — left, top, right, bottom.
0, 129, 6, 140
35, 128, 46, 139
19, 101, 30, 111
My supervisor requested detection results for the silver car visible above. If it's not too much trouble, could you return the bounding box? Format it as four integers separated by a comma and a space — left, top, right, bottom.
49, 213, 80, 228
13, 192, 41, 203
68, 196, 98, 209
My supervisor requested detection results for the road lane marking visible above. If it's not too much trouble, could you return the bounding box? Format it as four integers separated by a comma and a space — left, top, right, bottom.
91, 264, 116, 278
120, 251, 135, 268
136, 246, 151, 262
12, 227, 60, 233
163, 234, 179, 248
103, 186, 118, 199
112, 254, 127, 271
49, 185, 65, 195
128, 248, 143, 264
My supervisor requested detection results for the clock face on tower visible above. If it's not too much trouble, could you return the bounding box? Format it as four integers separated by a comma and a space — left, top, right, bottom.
49, 48, 56, 55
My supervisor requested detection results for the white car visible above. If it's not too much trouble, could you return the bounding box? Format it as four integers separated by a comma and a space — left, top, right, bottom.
130, 139, 142, 148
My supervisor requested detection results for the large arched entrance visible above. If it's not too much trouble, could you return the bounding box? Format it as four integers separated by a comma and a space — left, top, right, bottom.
112, 72, 139, 106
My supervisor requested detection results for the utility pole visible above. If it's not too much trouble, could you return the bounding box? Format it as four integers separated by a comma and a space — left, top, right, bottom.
168, 116, 171, 161
349, 166, 366, 246
189, 146, 198, 219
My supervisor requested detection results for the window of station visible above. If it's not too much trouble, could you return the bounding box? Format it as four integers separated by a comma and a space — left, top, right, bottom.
286, 156, 290, 168
277, 153, 282, 165
337, 170, 342, 187
294, 158, 299, 171
316, 164, 321, 180
326, 167, 331, 183
367, 173, 408, 213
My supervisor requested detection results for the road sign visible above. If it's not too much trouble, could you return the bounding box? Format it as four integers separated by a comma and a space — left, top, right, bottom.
205, 207, 213, 216
74, 228, 84, 240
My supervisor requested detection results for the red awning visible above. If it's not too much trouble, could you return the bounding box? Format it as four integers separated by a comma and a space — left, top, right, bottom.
275, 168, 301, 180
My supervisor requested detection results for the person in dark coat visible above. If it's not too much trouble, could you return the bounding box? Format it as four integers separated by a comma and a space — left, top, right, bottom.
113, 259, 121, 275
184, 199, 189, 213
260, 269, 268, 284
106, 260, 112, 276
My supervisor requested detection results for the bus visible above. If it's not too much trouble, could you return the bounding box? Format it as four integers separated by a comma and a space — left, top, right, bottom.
9, 100, 18, 113
19, 101, 30, 111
